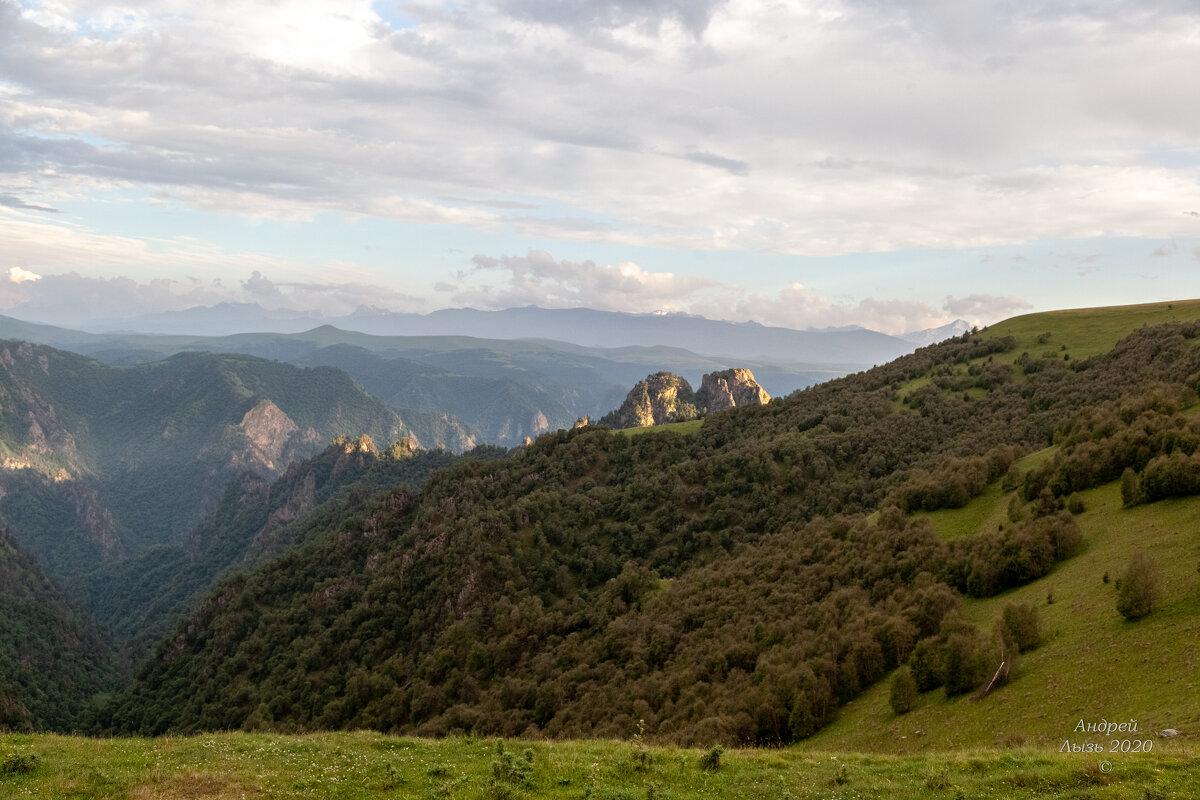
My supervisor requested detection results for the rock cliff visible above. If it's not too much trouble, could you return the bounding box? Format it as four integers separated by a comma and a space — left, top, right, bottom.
601, 368, 770, 429
599, 372, 700, 429
695, 368, 771, 411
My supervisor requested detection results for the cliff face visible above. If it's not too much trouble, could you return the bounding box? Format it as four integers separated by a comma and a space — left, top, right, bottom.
601, 368, 770, 429
696, 368, 771, 411
599, 372, 700, 429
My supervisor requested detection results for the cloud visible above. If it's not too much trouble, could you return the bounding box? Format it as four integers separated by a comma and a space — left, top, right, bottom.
452, 251, 999, 334
943, 294, 1033, 323
8, 266, 42, 283
2, 0, 1200, 262
242, 270, 285, 300
0, 269, 423, 329
694, 284, 951, 335
0, 194, 59, 213
0, 244, 1033, 336
455, 250, 719, 311
677, 150, 750, 176
494, 0, 727, 37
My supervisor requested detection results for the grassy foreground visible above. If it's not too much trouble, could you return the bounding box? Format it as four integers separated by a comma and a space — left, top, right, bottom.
2, 731, 1199, 799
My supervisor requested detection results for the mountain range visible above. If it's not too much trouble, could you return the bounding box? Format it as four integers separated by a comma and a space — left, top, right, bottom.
0, 309, 936, 447
51, 302, 961, 364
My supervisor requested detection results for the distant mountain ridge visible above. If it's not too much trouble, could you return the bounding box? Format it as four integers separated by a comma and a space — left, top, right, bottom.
35, 303, 920, 367
0, 314, 860, 446
898, 319, 973, 345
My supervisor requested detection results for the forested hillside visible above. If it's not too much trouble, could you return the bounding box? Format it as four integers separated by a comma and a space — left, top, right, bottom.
97, 313, 1200, 742
74, 437, 505, 663
0, 343, 421, 589
0, 529, 116, 731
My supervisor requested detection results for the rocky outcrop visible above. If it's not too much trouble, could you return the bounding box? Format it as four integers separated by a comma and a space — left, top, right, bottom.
599, 372, 700, 429
236, 399, 299, 472
695, 368, 771, 412
600, 368, 770, 429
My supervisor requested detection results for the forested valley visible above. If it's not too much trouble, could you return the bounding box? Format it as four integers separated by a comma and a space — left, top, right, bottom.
85, 315, 1200, 744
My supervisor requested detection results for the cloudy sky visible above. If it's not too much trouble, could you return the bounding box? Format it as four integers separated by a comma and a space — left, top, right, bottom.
2, 0, 1199, 333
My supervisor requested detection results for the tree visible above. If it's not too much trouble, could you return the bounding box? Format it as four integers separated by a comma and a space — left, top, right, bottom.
942, 631, 985, 696
889, 666, 917, 714
1116, 552, 1160, 620
1120, 468, 1143, 507
908, 637, 944, 692
1000, 601, 1042, 653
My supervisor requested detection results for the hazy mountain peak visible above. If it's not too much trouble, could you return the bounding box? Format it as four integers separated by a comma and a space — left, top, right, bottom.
899, 319, 973, 346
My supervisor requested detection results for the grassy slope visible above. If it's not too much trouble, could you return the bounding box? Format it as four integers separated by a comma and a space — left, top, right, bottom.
812, 300, 1200, 754
1, 732, 1197, 799
809, 299, 1200, 755
983, 298, 1200, 360
892, 298, 1200, 403
810, 469, 1200, 755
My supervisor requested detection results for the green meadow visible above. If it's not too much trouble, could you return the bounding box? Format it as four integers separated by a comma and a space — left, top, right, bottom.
983, 298, 1200, 361
812, 477, 1200, 757
2, 731, 1198, 799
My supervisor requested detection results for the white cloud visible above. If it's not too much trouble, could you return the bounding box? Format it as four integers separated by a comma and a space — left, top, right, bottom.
694, 283, 953, 335
0, 267, 424, 328
453, 250, 719, 311
2, 0, 1200, 261
8, 266, 42, 283
943, 294, 1033, 325
450, 251, 1022, 334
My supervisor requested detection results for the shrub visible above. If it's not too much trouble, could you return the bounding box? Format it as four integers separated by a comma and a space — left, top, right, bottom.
489, 740, 532, 789
942, 631, 985, 696
908, 637, 944, 692
699, 745, 723, 772
1121, 468, 1143, 507
1117, 552, 1160, 621
1000, 602, 1042, 652
889, 666, 917, 714
0, 753, 38, 775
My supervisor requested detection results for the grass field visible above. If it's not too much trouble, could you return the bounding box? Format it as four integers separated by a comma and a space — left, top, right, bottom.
2, 731, 1198, 799
811, 475, 1200, 758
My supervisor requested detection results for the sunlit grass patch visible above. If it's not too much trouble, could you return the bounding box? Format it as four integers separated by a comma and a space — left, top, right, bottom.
984, 298, 1200, 361
620, 419, 704, 437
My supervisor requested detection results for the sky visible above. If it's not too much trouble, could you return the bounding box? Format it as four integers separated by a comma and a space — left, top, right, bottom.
2, 0, 1200, 334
